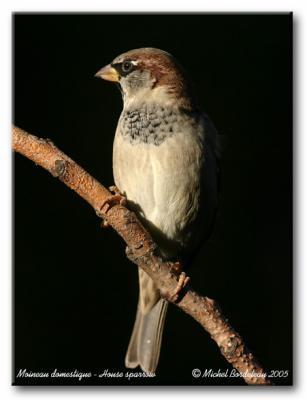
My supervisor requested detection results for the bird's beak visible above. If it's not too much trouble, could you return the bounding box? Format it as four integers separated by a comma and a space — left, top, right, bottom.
95, 64, 119, 82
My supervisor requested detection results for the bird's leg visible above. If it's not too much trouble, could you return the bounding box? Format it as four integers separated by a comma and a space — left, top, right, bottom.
169, 271, 190, 303
99, 185, 127, 228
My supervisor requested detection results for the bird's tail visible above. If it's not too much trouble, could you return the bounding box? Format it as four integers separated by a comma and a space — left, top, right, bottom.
125, 298, 168, 374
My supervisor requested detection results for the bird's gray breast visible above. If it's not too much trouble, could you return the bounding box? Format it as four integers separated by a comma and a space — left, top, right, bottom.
113, 105, 206, 259
119, 105, 184, 145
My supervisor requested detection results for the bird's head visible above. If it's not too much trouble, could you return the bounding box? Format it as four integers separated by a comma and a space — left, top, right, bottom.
95, 48, 195, 109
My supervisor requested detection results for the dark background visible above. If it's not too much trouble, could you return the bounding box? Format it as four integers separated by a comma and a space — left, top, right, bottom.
13, 13, 292, 386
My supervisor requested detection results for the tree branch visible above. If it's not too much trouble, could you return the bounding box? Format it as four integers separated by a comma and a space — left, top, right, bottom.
13, 125, 272, 385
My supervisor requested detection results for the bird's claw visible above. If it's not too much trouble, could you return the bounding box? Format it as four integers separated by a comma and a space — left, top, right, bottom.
100, 186, 127, 213
170, 272, 190, 302
99, 186, 126, 228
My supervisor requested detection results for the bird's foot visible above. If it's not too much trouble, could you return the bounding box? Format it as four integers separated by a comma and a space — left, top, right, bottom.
170, 261, 184, 274
170, 271, 190, 303
100, 185, 127, 212
99, 186, 127, 228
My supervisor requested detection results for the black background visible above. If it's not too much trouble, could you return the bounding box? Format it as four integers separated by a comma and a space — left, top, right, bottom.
13, 13, 292, 386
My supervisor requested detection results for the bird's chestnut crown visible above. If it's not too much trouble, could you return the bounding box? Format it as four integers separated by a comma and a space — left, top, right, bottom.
95, 47, 196, 108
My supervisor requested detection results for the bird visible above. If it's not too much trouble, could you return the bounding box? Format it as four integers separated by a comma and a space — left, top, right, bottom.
95, 48, 219, 374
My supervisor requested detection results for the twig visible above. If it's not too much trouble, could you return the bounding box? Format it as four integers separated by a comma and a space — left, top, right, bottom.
13, 125, 272, 385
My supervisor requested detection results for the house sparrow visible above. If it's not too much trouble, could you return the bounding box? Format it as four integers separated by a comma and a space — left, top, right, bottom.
95, 48, 219, 373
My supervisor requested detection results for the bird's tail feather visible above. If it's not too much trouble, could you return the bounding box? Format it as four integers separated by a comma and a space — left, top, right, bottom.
125, 298, 168, 374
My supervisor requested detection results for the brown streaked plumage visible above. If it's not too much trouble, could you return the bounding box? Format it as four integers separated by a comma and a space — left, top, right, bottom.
96, 48, 219, 373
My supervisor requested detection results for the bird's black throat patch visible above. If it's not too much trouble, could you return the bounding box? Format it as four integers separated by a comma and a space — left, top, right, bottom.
119, 105, 183, 145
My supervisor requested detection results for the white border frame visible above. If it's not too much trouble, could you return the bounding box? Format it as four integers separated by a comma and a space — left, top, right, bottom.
1, 1, 305, 399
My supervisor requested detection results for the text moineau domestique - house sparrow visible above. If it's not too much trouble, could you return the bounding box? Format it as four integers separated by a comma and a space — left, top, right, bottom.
96, 48, 219, 374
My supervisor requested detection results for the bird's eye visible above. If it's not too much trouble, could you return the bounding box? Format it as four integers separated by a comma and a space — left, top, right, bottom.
122, 60, 134, 73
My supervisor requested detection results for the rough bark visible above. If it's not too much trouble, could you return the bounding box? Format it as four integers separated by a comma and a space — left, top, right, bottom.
13, 125, 272, 385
